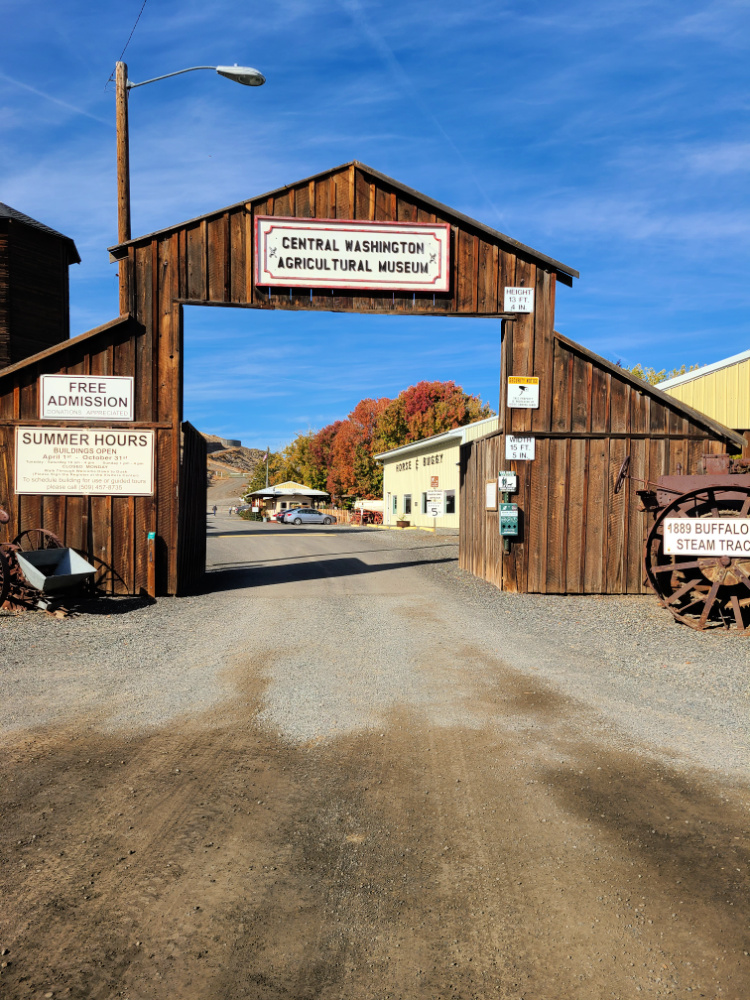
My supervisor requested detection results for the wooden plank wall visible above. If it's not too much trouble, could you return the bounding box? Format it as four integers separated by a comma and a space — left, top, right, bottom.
460, 334, 733, 594
123, 163, 546, 320
117, 162, 561, 593
0, 315, 185, 596
177, 421, 207, 595
0, 223, 72, 368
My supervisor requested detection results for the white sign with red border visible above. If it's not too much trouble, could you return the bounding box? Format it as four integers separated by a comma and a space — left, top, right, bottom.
255, 217, 451, 292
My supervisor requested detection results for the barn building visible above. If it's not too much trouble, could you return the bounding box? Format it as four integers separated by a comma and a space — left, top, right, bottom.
0, 204, 80, 369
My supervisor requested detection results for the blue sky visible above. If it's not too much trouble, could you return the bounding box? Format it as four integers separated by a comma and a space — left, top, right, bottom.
3, 0, 749, 449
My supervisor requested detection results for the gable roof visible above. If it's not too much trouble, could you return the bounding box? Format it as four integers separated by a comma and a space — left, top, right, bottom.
247, 480, 329, 497
658, 349, 750, 390
552, 331, 740, 448
107, 161, 578, 282
374, 414, 500, 461
0, 315, 133, 381
0, 203, 81, 263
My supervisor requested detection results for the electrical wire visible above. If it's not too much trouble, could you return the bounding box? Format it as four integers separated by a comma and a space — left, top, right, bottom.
106, 0, 149, 88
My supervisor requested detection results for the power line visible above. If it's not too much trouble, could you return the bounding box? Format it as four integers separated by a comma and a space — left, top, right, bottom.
106, 0, 149, 87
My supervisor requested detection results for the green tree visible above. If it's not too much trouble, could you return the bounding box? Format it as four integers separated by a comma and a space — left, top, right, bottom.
624, 362, 700, 386
242, 451, 282, 497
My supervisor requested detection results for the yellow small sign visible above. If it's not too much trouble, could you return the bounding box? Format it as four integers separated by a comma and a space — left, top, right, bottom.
507, 376, 539, 385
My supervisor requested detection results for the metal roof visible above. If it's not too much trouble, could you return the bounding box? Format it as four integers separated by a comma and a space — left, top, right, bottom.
374, 414, 499, 461
247, 482, 329, 497
0, 203, 81, 263
107, 161, 578, 281
658, 350, 750, 390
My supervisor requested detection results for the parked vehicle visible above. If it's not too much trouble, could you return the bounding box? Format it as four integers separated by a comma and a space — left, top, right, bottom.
272, 509, 296, 522
286, 507, 335, 526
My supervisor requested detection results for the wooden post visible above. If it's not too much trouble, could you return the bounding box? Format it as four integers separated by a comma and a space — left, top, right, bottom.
146, 530, 156, 598
115, 61, 131, 315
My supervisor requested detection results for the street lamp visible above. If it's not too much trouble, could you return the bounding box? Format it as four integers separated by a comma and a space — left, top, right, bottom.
115, 59, 265, 257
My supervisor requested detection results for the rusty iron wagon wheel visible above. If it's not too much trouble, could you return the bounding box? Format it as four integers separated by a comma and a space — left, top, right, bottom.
12, 528, 64, 551
645, 485, 750, 631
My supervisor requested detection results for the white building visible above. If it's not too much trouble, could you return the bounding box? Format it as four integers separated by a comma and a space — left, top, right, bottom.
375, 415, 499, 529
245, 480, 329, 513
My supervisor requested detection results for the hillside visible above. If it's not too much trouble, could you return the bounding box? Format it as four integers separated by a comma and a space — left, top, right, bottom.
201, 433, 265, 482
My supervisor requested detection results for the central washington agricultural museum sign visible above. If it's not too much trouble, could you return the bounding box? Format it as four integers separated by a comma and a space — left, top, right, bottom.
255, 217, 451, 292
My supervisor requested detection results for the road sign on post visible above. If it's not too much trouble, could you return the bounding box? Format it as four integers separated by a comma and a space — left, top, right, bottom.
505, 435, 535, 461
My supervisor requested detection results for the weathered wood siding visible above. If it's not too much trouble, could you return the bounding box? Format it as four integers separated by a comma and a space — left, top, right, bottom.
118, 162, 571, 322
460, 331, 741, 594
177, 421, 207, 594
0, 315, 187, 596
0, 220, 73, 368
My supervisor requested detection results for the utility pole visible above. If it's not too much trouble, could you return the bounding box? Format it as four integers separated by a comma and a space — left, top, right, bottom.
115, 61, 131, 315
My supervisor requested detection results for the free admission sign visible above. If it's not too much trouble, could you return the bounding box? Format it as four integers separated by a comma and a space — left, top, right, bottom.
255, 217, 451, 292
39, 375, 134, 421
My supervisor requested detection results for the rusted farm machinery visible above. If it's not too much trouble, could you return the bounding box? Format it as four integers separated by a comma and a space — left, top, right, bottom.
351, 509, 383, 526
615, 454, 750, 632
0, 504, 96, 613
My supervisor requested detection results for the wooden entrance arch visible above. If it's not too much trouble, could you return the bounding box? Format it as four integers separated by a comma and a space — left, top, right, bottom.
110, 160, 577, 594
1, 160, 579, 595
1, 161, 742, 597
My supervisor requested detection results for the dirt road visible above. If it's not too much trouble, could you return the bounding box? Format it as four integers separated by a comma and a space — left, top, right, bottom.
1, 516, 748, 999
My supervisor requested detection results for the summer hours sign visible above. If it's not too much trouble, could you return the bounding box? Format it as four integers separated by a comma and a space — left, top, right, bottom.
255, 217, 451, 292
15, 428, 155, 496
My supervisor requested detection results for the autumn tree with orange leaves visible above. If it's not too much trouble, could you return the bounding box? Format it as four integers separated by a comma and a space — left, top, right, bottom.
247, 380, 493, 503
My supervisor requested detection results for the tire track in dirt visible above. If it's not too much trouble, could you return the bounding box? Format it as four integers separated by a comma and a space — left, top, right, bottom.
2, 648, 749, 999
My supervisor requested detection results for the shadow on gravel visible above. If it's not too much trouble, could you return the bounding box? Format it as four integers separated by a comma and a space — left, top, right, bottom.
2, 684, 749, 1000
209, 544, 458, 570
73, 595, 157, 615
203, 556, 456, 592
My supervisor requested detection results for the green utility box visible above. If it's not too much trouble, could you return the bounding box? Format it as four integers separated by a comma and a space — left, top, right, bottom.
499, 503, 519, 537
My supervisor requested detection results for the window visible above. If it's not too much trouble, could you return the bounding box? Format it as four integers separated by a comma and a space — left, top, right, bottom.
392, 495, 398, 514
281, 502, 287, 509
421, 492, 428, 514
445, 489, 456, 514
403, 494, 412, 515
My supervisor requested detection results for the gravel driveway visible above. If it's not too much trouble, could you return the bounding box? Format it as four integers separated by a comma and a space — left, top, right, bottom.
1, 514, 748, 999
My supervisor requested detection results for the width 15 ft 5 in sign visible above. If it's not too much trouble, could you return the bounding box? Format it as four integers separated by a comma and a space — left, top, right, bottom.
505, 435, 535, 461
255, 217, 451, 292
663, 517, 750, 556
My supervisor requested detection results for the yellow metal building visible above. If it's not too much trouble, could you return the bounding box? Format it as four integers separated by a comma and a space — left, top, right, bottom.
659, 349, 750, 435
375, 415, 499, 529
